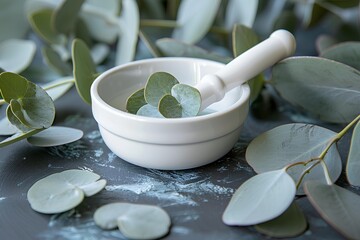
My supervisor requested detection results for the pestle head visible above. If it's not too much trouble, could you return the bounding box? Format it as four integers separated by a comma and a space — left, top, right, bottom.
270, 29, 297, 56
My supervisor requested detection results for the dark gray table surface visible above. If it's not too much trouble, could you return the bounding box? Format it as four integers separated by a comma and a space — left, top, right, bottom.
0, 86, 351, 240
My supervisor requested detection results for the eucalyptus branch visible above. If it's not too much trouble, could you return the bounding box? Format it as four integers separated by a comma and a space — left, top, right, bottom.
43, 79, 75, 91
295, 159, 321, 189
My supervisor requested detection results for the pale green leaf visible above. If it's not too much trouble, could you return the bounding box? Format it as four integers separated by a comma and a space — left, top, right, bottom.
346, 119, 360, 186
272, 57, 360, 123
126, 88, 147, 114
43, 76, 74, 101
156, 38, 230, 63
83, 0, 121, 16
137, 104, 164, 118
316, 35, 338, 54
52, 0, 85, 34
139, 30, 162, 58
91, 44, 110, 65
27, 169, 105, 214
0, 116, 18, 136
158, 95, 182, 118
27, 126, 83, 147
0, 0, 29, 42
171, 84, 201, 117
321, 42, 360, 70
225, 0, 258, 30
0, 128, 42, 148
232, 24, 264, 102
25, 0, 61, 17
0, 39, 36, 73
42, 46, 72, 75
223, 169, 296, 226
304, 182, 360, 239
116, 0, 140, 65
255, 202, 307, 238
144, 72, 179, 107
72, 39, 97, 104
172, 0, 221, 44
0, 72, 55, 129
6, 105, 32, 133
245, 123, 342, 194
29, 8, 66, 45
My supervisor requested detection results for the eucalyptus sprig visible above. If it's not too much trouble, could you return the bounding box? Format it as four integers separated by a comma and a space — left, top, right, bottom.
224, 114, 360, 239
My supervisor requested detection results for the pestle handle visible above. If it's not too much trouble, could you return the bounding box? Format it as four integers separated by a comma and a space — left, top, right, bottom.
195, 29, 296, 110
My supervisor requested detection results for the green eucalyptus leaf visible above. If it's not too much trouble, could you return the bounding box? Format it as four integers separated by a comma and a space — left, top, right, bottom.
25, 0, 61, 17
74, 18, 93, 47
0, 0, 29, 42
144, 72, 179, 107
72, 39, 97, 104
52, 0, 85, 34
137, 104, 163, 118
225, 0, 258, 29
156, 38, 230, 63
94, 202, 171, 239
42, 46, 72, 75
255, 202, 307, 238
172, 0, 221, 44
232, 24, 264, 102
126, 88, 147, 114
29, 8, 66, 45
116, 0, 140, 65
158, 95, 182, 118
223, 169, 296, 226
0, 116, 19, 136
43, 77, 74, 101
27, 169, 106, 214
6, 105, 32, 133
0, 128, 42, 148
301, 2, 327, 28
27, 126, 83, 147
171, 84, 201, 117
273, 11, 297, 33
325, 0, 360, 8
346, 119, 360, 186
139, 30, 162, 58
0, 39, 36, 73
91, 44, 110, 65
304, 182, 360, 239
272, 57, 360, 123
83, 0, 121, 16
245, 123, 342, 195
0, 72, 55, 129
320, 42, 360, 70
316, 35, 338, 54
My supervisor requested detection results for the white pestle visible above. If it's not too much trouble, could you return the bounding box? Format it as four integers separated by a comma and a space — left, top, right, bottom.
195, 29, 296, 111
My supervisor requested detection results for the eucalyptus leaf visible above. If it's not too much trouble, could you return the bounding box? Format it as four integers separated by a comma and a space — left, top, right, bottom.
72, 39, 97, 104
304, 181, 360, 239
346, 119, 360, 186
156, 38, 230, 63
273, 11, 297, 33
139, 30, 162, 58
137, 104, 164, 118
116, 0, 140, 65
91, 44, 110, 65
316, 35, 338, 54
52, 0, 85, 34
0, 72, 55, 129
42, 46, 72, 75
144, 72, 179, 107
245, 123, 342, 194
0, 0, 29, 42
158, 95, 182, 118
172, 0, 221, 44
223, 169, 296, 226
6, 104, 32, 132
43, 76, 74, 101
225, 0, 258, 29
126, 88, 147, 114
27, 169, 106, 214
0, 128, 42, 148
29, 8, 66, 45
320, 42, 360, 70
0, 117, 18, 136
171, 84, 201, 117
272, 57, 360, 123
83, 0, 121, 17
25, 0, 61, 17
300, 2, 327, 28
94, 202, 171, 240
0, 39, 36, 73
27, 126, 83, 147
232, 24, 264, 102
255, 202, 308, 238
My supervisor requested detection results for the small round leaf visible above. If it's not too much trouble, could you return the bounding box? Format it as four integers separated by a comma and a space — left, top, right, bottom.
137, 104, 164, 118
27, 126, 83, 147
126, 88, 147, 114
171, 84, 201, 117
158, 95, 182, 118
0, 116, 19, 136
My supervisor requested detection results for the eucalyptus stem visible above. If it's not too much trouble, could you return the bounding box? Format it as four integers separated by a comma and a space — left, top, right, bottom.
295, 160, 321, 189
43, 79, 75, 91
